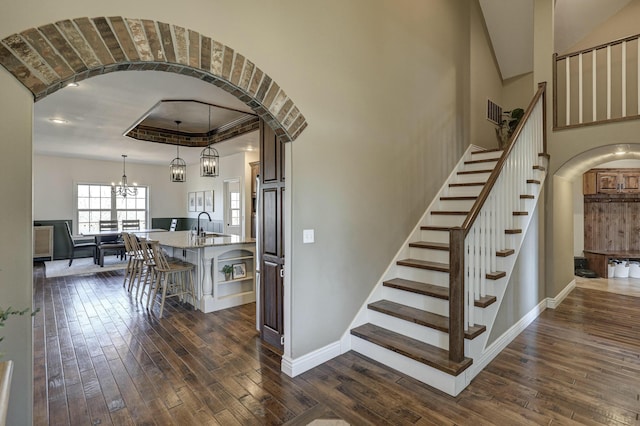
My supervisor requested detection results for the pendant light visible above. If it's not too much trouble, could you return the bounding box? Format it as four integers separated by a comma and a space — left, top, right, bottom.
200, 105, 219, 177
169, 120, 186, 182
111, 154, 138, 197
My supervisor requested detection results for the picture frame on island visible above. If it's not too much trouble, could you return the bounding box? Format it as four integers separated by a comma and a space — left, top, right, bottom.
232, 262, 246, 279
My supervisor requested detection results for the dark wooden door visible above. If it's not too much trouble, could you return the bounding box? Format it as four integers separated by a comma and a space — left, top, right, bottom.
260, 119, 285, 351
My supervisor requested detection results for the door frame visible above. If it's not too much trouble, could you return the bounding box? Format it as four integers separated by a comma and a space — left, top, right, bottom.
223, 177, 243, 237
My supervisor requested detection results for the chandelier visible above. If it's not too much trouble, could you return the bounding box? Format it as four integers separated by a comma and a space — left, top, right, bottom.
200, 105, 219, 177
111, 155, 138, 197
170, 120, 186, 182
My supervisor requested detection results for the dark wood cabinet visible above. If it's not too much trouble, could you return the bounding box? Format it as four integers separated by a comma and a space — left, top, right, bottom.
584, 168, 640, 194
259, 120, 285, 352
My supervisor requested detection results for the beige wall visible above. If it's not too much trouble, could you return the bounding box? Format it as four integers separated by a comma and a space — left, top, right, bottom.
470, 0, 503, 149
503, 72, 535, 112
0, 69, 34, 426
563, 0, 640, 54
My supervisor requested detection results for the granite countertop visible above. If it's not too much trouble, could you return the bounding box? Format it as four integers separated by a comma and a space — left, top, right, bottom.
139, 230, 255, 249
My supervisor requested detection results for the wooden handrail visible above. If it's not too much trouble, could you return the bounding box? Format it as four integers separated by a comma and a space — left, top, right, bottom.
447, 82, 547, 363
0, 361, 13, 426
555, 32, 640, 61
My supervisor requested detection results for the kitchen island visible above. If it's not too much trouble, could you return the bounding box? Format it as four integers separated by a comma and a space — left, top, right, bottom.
139, 230, 256, 313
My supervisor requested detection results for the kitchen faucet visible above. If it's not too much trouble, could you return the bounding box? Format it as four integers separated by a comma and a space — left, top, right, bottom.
197, 211, 212, 236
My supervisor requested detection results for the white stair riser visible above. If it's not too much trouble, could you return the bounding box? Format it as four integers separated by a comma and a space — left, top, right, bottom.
470, 151, 502, 161
366, 310, 449, 350
428, 214, 466, 227
420, 229, 449, 244
438, 199, 476, 211
396, 266, 449, 286
382, 285, 450, 316
455, 172, 491, 183
409, 246, 449, 263
351, 336, 467, 396
446, 185, 484, 197
463, 161, 498, 171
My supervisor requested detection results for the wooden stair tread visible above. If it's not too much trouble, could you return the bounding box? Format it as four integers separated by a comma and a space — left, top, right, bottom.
408, 241, 449, 251
513, 211, 528, 216
384, 278, 448, 299
464, 158, 499, 165
539, 152, 550, 159
533, 165, 546, 171
472, 148, 503, 154
440, 196, 477, 201
421, 225, 452, 231
457, 169, 493, 175
449, 182, 485, 187
476, 295, 498, 308
526, 179, 541, 184
368, 300, 486, 340
487, 271, 506, 280
350, 323, 473, 376
505, 229, 522, 234
397, 259, 449, 272
383, 278, 497, 308
520, 194, 535, 199
431, 211, 469, 215
496, 249, 515, 257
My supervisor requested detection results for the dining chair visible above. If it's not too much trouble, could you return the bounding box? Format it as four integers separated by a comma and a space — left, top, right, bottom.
146, 242, 195, 318
64, 221, 97, 266
122, 219, 140, 231
97, 219, 125, 266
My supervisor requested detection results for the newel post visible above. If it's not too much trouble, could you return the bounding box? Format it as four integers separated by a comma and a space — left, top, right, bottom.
449, 227, 465, 362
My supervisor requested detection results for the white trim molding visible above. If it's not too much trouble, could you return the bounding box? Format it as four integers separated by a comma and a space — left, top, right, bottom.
281, 341, 341, 377
547, 279, 576, 309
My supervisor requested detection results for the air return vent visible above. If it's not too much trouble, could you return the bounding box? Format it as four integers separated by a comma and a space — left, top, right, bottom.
487, 99, 502, 125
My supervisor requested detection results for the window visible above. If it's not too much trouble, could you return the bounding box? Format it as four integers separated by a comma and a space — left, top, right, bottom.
76, 184, 148, 234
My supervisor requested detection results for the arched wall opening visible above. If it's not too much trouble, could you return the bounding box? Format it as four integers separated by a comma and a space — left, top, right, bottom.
0, 16, 307, 141
0, 16, 307, 425
553, 143, 640, 279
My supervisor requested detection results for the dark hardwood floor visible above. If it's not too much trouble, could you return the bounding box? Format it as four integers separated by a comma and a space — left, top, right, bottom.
33, 263, 640, 425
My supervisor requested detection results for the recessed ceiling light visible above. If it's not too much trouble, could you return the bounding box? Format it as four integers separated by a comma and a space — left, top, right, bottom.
246, 147, 254, 151
615, 151, 626, 155
49, 118, 68, 124
66, 82, 79, 87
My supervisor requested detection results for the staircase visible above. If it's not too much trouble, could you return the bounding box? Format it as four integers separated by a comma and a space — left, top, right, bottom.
347, 83, 548, 396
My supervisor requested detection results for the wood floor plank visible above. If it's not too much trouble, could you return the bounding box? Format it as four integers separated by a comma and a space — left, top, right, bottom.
33, 264, 640, 425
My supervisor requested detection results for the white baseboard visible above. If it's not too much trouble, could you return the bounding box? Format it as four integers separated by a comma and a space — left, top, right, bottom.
468, 298, 547, 380
281, 340, 341, 377
547, 279, 575, 309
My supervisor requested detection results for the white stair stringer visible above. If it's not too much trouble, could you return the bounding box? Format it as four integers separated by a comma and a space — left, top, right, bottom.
462, 158, 548, 386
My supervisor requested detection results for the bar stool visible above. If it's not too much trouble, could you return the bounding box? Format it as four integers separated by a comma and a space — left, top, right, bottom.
121, 233, 142, 290
146, 242, 195, 318
138, 239, 158, 304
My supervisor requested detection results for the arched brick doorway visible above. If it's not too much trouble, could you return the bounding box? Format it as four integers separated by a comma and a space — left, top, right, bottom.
0, 16, 307, 141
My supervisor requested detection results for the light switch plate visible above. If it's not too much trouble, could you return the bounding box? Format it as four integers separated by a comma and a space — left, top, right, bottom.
303, 229, 315, 244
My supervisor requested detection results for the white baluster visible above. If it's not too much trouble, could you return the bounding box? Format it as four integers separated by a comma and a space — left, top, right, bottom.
622, 40, 627, 117
607, 45, 612, 119
592, 49, 597, 121
579, 52, 583, 123
565, 58, 571, 126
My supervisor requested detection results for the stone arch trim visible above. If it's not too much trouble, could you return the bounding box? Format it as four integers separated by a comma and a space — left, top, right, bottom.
0, 17, 307, 141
